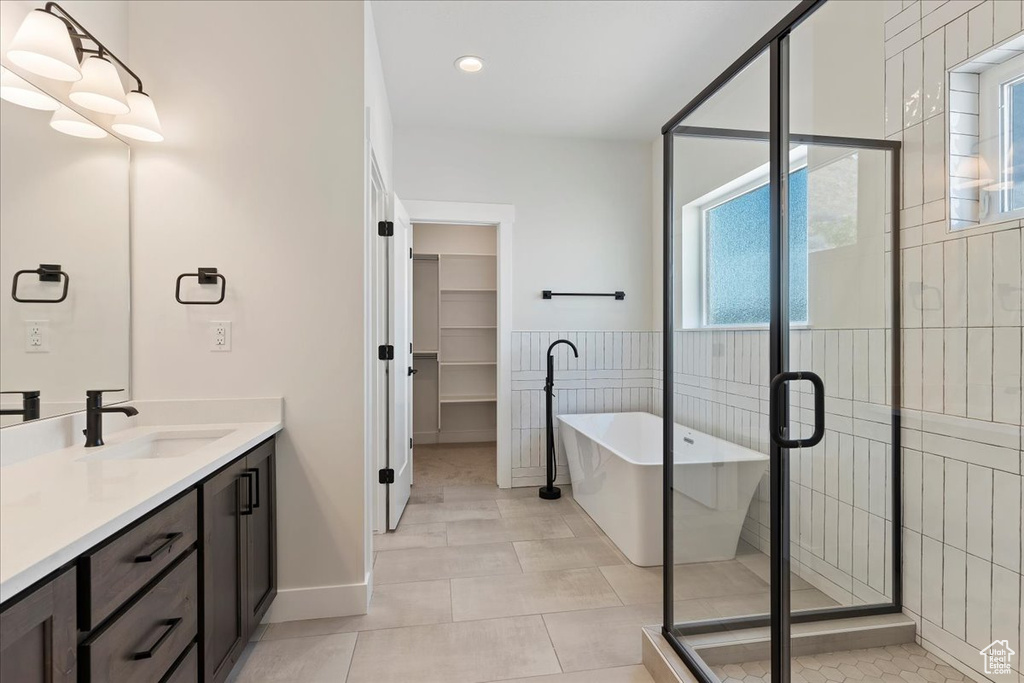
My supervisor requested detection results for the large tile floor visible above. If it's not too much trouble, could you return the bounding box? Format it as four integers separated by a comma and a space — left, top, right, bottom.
228, 444, 837, 683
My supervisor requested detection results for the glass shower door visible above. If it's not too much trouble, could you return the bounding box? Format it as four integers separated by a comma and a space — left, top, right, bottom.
662, 4, 901, 681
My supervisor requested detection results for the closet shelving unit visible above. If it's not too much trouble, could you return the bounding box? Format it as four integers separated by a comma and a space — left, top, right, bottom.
413, 252, 497, 442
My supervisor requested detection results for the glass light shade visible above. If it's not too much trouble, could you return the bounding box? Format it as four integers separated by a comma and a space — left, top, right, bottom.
112, 90, 163, 142
0, 66, 60, 110
6, 10, 82, 82
69, 56, 129, 114
50, 105, 107, 139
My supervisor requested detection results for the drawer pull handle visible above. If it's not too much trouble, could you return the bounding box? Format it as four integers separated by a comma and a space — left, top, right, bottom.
131, 617, 182, 660
134, 532, 184, 563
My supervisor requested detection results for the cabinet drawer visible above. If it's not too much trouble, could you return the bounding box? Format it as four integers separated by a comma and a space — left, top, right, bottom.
161, 639, 198, 683
80, 491, 197, 629
82, 551, 198, 683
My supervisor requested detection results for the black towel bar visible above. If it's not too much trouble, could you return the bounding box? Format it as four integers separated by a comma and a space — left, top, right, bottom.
542, 290, 625, 300
175, 267, 226, 305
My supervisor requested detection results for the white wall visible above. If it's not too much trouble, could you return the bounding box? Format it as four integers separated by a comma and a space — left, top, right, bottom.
394, 127, 653, 331
128, 0, 383, 621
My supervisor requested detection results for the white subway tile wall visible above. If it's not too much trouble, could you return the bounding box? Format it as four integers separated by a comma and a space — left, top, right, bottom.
509, 331, 657, 488
886, 2, 1024, 681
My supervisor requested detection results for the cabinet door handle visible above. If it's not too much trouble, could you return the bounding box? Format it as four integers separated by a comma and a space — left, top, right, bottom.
240, 472, 254, 516
131, 618, 182, 660
133, 532, 184, 563
247, 467, 260, 509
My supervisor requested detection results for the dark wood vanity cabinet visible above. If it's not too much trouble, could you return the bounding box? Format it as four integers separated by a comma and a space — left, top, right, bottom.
0, 568, 77, 683
245, 441, 277, 634
201, 439, 277, 683
0, 435, 277, 683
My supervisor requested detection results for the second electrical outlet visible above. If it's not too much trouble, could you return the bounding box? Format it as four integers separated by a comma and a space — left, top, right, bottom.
211, 321, 232, 351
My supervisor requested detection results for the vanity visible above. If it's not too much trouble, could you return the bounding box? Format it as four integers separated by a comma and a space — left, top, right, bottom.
0, 414, 282, 683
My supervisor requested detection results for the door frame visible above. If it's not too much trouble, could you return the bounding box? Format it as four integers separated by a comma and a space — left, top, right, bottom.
659, 5, 904, 678
368, 150, 391, 539
402, 199, 516, 489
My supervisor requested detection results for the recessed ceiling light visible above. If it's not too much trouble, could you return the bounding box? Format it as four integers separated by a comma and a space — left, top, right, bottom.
454, 55, 484, 73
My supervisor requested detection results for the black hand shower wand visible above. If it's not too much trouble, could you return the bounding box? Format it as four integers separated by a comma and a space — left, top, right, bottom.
540, 339, 579, 500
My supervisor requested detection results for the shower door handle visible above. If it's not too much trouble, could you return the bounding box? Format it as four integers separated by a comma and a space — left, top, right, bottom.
769, 371, 825, 449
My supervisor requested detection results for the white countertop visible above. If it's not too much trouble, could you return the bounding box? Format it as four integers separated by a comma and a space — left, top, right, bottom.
0, 418, 282, 603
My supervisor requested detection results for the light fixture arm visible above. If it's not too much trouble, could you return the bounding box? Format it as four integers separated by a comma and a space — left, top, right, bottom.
43, 2, 145, 93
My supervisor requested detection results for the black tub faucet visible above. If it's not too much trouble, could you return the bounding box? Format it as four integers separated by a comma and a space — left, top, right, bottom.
0, 391, 41, 422
540, 339, 579, 500
84, 389, 139, 447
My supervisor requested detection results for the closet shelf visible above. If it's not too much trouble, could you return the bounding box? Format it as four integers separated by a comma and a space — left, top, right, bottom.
439, 394, 497, 404
440, 288, 497, 293
439, 361, 496, 366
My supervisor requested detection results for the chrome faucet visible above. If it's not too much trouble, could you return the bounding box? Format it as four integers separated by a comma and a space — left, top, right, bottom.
84, 389, 138, 447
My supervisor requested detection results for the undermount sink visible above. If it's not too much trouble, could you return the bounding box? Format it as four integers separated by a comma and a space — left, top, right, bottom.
77, 428, 234, 462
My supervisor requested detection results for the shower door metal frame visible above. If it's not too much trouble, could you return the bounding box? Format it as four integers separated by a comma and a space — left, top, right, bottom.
660, 2, 904, 681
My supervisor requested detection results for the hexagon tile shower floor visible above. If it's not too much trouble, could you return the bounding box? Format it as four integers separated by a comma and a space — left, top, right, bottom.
711, 643, 970, 683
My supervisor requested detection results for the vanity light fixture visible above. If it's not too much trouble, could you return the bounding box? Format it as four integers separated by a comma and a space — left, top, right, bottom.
5, 2, 162, 141
49, 105, 106, 139
0, 66, 59, 111
454, 55, 484, 73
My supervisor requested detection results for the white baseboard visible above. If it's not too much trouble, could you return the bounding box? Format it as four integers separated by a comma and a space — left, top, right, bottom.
264, 577, 369, 623
414, 431, 439, 444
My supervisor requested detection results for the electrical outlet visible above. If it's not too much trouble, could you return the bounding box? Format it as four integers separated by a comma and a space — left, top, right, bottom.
25, 320, 49, 353
210, 321, 231, 352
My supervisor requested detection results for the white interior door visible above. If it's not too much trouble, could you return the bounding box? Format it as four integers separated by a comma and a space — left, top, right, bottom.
388, 197, 413, 529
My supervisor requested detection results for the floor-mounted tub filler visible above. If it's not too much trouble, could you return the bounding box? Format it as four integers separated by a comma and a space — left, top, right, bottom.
558, 412, 768, 566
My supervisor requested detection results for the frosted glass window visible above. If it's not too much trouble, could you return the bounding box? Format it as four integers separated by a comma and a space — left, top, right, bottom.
704, 168, 808, 325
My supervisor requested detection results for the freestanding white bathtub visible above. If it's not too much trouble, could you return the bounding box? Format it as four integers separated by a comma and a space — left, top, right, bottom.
558, 412, 768, 567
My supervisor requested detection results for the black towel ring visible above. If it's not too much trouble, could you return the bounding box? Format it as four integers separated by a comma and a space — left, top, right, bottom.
175, 268, 226, 305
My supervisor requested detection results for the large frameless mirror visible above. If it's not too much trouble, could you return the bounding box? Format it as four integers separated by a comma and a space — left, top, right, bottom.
0, 72, 130, 427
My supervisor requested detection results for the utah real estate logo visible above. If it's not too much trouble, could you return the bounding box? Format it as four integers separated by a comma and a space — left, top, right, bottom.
980, 640, 1015, 676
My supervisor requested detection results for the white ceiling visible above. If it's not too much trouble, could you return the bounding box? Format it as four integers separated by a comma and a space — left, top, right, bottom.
371, 0, 799, 141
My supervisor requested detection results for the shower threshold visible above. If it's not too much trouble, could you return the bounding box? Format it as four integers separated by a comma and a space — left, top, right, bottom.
642, 613, 920, 683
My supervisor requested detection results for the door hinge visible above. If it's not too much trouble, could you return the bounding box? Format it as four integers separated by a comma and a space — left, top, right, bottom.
378, 344, 394, 360
409, 438, 413, 449
378, 468, 395, 484
377, 220, 394, 237
409, 247, 413, 259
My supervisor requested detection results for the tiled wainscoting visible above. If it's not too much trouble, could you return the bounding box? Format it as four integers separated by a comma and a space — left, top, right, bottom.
651, 329, 898, 610
510, 331, 657, 488
885, 0, 1024, 680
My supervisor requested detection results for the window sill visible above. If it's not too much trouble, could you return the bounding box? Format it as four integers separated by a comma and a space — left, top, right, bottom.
675, 323, 812, 332
948, 215, 1023, 235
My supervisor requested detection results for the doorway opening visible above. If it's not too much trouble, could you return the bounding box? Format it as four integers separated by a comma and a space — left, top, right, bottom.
411, 223, 498, 492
